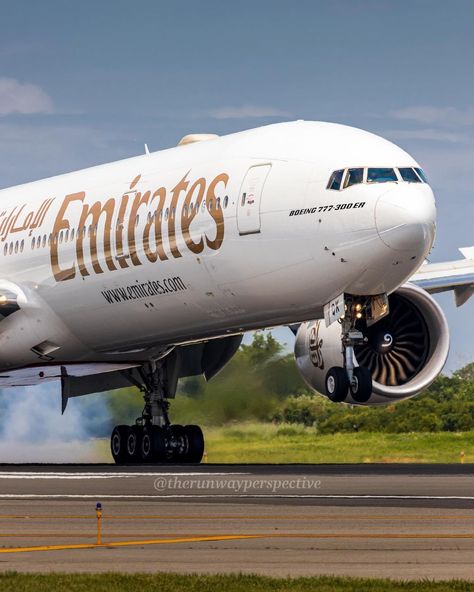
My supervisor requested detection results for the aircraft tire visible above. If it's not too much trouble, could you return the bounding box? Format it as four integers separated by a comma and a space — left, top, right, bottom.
141, 425, 167, 463
350, 366, 373, 403
183, 424, 205, 463
125, 425, 142, 462
110, 425, 129, 464
325, 367, 349, 402
170, 424, 187, 462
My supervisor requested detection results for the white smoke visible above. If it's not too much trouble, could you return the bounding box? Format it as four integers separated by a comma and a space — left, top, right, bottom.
0, 383, 111, 463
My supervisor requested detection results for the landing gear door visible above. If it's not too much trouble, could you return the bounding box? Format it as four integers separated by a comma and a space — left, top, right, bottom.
237, 164, 271, 235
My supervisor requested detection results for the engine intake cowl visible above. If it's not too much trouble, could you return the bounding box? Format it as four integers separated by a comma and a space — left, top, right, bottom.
294, 283, 449, 405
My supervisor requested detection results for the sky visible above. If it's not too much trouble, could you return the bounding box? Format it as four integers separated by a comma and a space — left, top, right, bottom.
0, 0, 472, 370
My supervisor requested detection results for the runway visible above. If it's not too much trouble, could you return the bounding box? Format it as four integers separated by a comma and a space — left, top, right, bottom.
0, 464, 472, 580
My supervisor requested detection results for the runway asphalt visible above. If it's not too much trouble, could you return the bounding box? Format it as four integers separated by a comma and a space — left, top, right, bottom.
0, 464, 472, 579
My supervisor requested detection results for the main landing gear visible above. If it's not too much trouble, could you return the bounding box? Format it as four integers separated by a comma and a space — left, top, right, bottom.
110, 361, 204, 464
325, 298, 373, 403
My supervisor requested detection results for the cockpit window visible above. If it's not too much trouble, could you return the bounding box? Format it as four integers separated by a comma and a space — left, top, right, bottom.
327, 169, 344, 190
327, 166, 429, 191
414, 167, 428, 183
398, 167, 421, 183
343, 168, 364, 188
367, 168, 397, 183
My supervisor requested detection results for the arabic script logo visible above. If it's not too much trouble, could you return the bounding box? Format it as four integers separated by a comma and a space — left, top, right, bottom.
309, 321, 324, 370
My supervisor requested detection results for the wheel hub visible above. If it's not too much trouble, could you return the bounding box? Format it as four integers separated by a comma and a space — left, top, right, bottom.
142, 435, 150, 456
127, 433, 137, 456
112, 435, 120, 455
327, 375, 335, 393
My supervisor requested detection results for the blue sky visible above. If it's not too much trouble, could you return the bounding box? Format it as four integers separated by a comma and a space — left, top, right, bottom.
0, 0, 472, 369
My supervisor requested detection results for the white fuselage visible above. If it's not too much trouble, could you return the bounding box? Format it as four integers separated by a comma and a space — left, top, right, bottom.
0, 121, 436, 370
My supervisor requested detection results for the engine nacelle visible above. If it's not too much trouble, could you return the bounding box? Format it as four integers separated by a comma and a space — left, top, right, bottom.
294, 283, 450, 405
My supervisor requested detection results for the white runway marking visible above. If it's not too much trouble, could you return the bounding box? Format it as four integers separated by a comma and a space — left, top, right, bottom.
0, 472, 246, 480
0, 494, 472, 500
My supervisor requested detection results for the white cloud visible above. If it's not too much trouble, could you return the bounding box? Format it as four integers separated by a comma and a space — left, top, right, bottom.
209, 104, 291, 119
390, 105, 474, 126
0, 77, 53, 116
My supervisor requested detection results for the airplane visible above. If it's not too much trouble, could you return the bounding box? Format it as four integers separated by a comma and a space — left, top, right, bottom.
0, 120, 472, 464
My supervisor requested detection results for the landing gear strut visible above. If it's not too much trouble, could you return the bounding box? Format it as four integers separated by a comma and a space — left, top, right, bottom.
325, 296, 373, 403
110, 360, 204, 464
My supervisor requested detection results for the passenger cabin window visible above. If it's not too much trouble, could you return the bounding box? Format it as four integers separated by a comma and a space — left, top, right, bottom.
367, 168, 397, 183
344, 168, 364, 188
327, 169, 344, 190
399, 167, 421, 183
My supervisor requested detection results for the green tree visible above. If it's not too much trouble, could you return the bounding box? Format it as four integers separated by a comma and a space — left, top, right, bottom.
454, 362, 474, 382
103, 340, 474, 433
239, 332, 283, 366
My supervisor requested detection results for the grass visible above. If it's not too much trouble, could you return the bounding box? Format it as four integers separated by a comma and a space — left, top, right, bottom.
0, 573, 473, 592
94, 423, 474, 463
201, 423, 474, 464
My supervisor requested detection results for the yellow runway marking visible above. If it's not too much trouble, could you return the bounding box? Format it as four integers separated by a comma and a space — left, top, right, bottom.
0, 532, 260, 540
0, 534, 261, 554
1, 532, 474, 554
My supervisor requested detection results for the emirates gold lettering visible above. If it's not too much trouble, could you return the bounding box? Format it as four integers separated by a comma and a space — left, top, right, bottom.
144, 187, 168, 263
51, 192, 84, 282
182, 177, 206, 254
50, 172, 229, 282
77, 198, 117, 276
128, 190, 150, 267
168, 173, 189, 259
115, 193, 130, 269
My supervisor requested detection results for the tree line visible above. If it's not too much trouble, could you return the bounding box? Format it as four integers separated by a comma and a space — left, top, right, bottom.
105, 333, 474, 434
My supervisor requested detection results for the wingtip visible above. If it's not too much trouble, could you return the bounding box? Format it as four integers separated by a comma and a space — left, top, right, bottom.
459, 246, 474, 259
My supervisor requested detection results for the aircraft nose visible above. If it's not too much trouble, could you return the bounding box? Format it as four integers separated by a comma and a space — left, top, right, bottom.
375, 185, 436, 254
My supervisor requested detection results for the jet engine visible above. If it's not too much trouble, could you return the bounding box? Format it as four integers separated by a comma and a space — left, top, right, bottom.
294, 284, 449, 405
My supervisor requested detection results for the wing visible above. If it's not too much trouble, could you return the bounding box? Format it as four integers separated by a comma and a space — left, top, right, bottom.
411, 246, 474, 307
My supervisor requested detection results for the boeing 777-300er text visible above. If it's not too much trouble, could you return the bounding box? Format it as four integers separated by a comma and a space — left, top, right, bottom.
0, 121, 472, 463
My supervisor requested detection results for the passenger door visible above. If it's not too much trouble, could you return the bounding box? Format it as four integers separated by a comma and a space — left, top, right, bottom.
237, 164, 271, 235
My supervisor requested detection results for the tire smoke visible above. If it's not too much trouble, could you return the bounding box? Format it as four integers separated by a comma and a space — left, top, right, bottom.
0, 383, 111, 463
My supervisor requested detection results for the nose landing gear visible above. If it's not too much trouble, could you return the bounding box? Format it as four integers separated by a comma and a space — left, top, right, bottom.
325, 297, 374, 403
110, 360, 205, 465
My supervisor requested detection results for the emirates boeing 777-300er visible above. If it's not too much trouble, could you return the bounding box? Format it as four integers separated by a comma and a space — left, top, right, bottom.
0, 120, 472, 463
